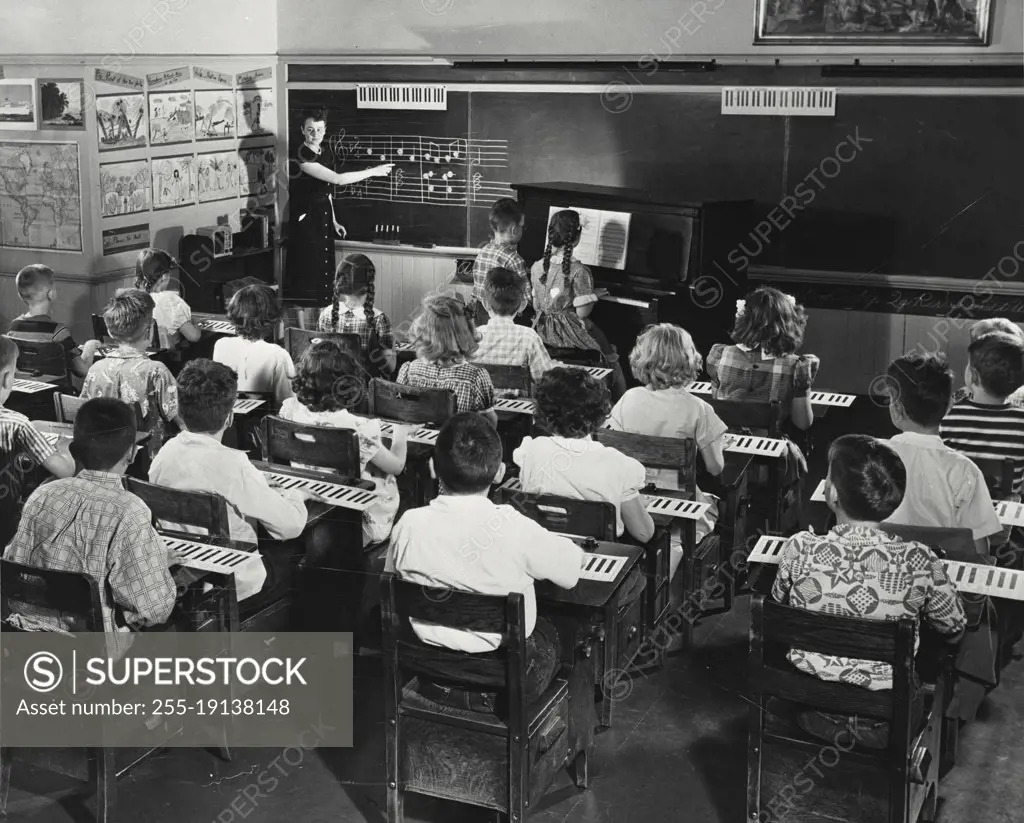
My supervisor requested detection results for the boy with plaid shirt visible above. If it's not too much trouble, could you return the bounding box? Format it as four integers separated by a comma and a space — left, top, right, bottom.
470, 198, 530, 327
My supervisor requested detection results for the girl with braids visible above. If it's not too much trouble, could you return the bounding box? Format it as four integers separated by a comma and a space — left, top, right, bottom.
529, 210, 627, 398
134, 248, 201, 350
317, 253, 395, 375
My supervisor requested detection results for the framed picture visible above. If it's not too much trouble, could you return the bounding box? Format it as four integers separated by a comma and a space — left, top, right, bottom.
39, 80, 85, 129
239, 145, 275, 197
149, 90, 194, 145
102, 223, 151, 256
236, 87, 274, 137
194, 89, 236, 140
0, 140, 82, 251
152, 154, 196, 210
0, 80, 38, 130
197, 150, 240, 203
96, 94, 146, 151
754, 0, 993, 46
99, 158, 151, 217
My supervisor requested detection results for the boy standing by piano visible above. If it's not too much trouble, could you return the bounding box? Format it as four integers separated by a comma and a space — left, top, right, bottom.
150, 359, 310, 600
772, 433, 966, 750
470, 198, 530, 328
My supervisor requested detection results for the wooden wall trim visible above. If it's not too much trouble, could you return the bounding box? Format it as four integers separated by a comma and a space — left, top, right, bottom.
750, 265, 1024, 296
334, 240, 478, 257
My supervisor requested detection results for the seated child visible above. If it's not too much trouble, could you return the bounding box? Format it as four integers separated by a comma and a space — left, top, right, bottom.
772, 433, 966, 749
473, 266, 558, 384
3, 398, 177, 658
0, 336, 75, 543
470, 197, 530, 328
318, 253, 395, 375
134, 248, 201, 349
516, 366, 655, 550
387, 412, 582, 705
82, 289, 182, 457
941, 332, 1024, 496
280, 339, 406, 546
7, 264, 99, 379
214, 284, 295, 406
606, 323, 724, 578
397, 294, 498, 427
530, 210, 627, 398
952, 317, 1024, 406
707, 287, 819, 430
150, 360, 312, 599
883, 352, 1002, 556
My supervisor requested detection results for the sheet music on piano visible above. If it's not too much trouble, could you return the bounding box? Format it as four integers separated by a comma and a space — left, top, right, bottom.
548, 205, 631, 270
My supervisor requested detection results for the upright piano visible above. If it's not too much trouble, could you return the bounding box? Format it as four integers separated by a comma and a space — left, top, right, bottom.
512, 183, 753, 380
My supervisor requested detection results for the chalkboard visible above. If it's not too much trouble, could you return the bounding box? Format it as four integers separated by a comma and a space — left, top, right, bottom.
289, 90, 480, 246
287, 85, 1024, 279
781, 96, 1024, 280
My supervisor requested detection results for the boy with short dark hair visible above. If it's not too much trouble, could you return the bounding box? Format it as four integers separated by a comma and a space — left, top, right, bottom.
470, 198, 530, 327
3, 398, 177, 658
150, 360, 309, 599
82, 289, 181, 455
883, 352, 1001, 555
473, 266, 558, 382
773, 433, 966, 749
941, 332, 1024, 495
386, 412, 582, 705
7, 263, 99, 378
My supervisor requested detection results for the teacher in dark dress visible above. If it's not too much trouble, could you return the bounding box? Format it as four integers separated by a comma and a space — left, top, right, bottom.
284, 108, 393, 304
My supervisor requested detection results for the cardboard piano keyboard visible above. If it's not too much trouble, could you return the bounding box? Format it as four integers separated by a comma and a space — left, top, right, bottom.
569, 365, 613, 381
812, 480, 1024, 528
41, 432, 60, 447
495, 397, 537, 415
377, 421, 440, 446
748, 535, 1024, 601
12, 378, 56, 394
579, 553, 627, 583
687, 382, 855, 408
162, 535, 263, 577
500, 478, 711, 521
723, 433, 787, 459
198, 319, 237, 335
261, 471, 381, 510
233, 398, 266, 415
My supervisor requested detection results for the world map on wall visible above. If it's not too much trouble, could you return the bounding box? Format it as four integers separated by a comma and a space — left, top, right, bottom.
0, 141, 83, 252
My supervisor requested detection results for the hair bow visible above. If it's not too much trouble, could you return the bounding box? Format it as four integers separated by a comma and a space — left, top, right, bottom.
735, 299, 746, 320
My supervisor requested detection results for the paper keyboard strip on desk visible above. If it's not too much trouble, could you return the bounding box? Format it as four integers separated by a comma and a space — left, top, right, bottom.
261, 471, 381, 510
687, 382, 855, 408
495, 397, 537, 415
748, 535, 790, 564
580, 553, 627, 582
12, 379, 57, 394
500, 477, 711, 521
41, 432, 60, 447
233, 398, 266, 415
197, 319, 236, 335
723, 433, 787, 459
162, 535, 262, 577
377, 420, 440, 446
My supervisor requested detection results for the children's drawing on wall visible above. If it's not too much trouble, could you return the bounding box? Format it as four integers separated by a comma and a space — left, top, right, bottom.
149, 91, 194, 145
99, 158, 150, 217
39, 80, 85, 129
197, 151, 239, 203
239, 146, 275, 196
152, 154, 196, 209
194, 90, 235, 140
96, 94, 146, 151
236, 87, 274, 137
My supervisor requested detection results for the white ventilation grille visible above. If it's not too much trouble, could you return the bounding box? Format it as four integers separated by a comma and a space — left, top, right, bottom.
721, 87, 836, 116
357, 84, 447, 110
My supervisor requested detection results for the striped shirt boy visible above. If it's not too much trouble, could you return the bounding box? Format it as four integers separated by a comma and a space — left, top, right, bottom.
940, 399, 1024, 494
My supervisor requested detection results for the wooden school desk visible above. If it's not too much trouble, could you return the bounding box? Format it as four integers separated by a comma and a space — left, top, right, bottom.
537, 539, 644, 729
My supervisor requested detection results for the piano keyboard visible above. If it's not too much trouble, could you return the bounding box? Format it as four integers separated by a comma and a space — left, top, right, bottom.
495, 397, 537, 415
687, 382, 855, 408
162, 535, 263, 577
197, 319, 237, 335
723, 433, 787, 459
566, 364, 613, 381
580, 553, 627, 583
12, 378, 56, 394
233, 398, 266, 415
812, 481, 1024, 529
41, 432, 60, 447
747, 535, 1024, 602
261, 470, 381, 511
377, 420, 440, 446
395, 340, 414, 351
501, 478, 711, 521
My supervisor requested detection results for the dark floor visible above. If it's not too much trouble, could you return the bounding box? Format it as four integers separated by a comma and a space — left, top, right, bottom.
6, 399, 1024, 823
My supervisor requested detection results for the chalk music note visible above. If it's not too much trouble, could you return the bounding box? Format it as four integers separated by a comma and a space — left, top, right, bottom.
448, 138, 466, 161
442, 170, 454, 194
423, 170, 434, 193
427, 142, 441, 164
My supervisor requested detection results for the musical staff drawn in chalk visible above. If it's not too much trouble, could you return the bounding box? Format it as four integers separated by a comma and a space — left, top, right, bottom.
326, 133, 513, 208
